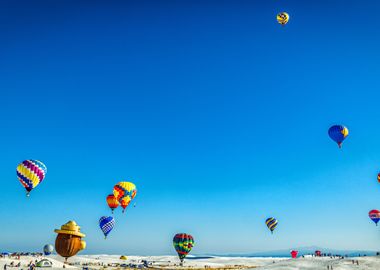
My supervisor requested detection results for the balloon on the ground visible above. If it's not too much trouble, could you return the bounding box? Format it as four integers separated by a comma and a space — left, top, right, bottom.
290, 250, 298, 258
99, 216, 115, 239
328, 125, 349, 148
106, 194, 119, 213
265, 217, 278, 234
369, 210, 380, 226
120, 255, 127, 260
43, 244, 54, 255
113, 182, 137, 202
120, 196, 131, 213
173, 233, 194, 264
16, 160, 47, 196
277, 12, 289, 25
54, 221, 86, 261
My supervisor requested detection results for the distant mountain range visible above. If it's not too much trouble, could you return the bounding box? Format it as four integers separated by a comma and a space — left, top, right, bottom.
201, 246, 379, 258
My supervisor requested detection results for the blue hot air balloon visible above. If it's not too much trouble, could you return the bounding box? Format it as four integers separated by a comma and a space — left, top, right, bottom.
43, 244, 54, 255
328, 125, 349, 148
99, 216, 115, 239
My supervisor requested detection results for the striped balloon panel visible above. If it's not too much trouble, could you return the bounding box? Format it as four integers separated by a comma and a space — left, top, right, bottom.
173, 233, 194, 260
17, 160, 47, 191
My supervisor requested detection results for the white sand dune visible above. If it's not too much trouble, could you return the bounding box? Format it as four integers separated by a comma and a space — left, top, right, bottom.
1, 255, 379, 270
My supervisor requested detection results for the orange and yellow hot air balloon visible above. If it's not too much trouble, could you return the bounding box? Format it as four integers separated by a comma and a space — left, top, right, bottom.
106, 194, 119, 214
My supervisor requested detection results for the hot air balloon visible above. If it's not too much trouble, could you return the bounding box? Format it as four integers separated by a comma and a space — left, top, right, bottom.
315, 250, 321, 257
377, 173, 380, 183
369, 210, 380, 226
290, 250, 298, 258
54, 221, 86, 262
113, 182, 137, 202
277, 12, 289, 25
106, 194, 119, 214
43, 244, 54, 256
328, 125, 349, 148
16, 160, 47, 196
99, 216, 115, 239
265, 217, 278, 234
120, 196, 131, 213
173, 233, 194, 266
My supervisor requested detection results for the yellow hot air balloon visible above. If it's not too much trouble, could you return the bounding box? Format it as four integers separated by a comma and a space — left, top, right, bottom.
277, 12, 289, 25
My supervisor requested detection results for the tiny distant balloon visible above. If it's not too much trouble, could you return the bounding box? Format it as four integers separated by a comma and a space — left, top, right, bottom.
43, 244, 54, 255
290, 250, 298, 258
265, 217, 278, 234
106, 194, 119, 213
173, 233, 194, 265
377, 173, 380, 183
369, 210, 380, 226
99, 216, 115, 239
277, 12, 289, 25
16, 160, 47, 196
328, 125, 349, 148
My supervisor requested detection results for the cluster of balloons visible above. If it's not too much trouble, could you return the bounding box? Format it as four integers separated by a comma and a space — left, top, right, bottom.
99, 182, 137, 239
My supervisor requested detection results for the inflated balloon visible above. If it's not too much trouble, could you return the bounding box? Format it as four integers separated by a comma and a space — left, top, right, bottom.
369, 210, 380, 226
120, 196, 131, 213
377, 173, 380, 183
290, 250, 298, 258
106, 194, 119, 213
328, 125, 349, 148
17, 160, 47, 196
277, 12, 289, 25
54, 221, 86, 262
43, 244, 54, 255
113, 182, 137, 202
173, 233, 194, 265
99, 216, 115, 239
265, 217, 278, 234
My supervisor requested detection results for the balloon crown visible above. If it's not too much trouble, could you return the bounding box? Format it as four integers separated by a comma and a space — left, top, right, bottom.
54, 220, 86, 237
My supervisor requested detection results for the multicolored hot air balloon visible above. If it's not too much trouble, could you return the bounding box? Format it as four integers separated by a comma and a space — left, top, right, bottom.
369, 210, 380, 226
120, 196, 131, 213
265, 217, 278, 234
328, 125, 349, 148
43, 244, 54, 255
16, 160, 47, 196
173, 233, 194, 265
106, 194, 119, 213
277, 12, 289, 25
290, 250, 298, 258
113, 182, 137, 202
99, 216, 115, 239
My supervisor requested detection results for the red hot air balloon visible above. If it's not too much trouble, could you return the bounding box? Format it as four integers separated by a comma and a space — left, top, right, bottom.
315, 250, 321, 257
369, 209, 380, 226
290, 250, 298, 258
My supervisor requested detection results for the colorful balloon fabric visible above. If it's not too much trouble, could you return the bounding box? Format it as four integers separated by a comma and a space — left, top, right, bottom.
16, 160, 47, 196
328, 125, 349, 148
369, 210, 380, 226
113, 182, 137, 202
377, 173, 380, 183
290, 250, 298, 258
265, 217, 278, 234
99, 216, 115, 239
43, 244, 54, 255
106, 194, 119, 213
277, 12, 289, 25
173, 233, 194, 263
120, 196, 131, 213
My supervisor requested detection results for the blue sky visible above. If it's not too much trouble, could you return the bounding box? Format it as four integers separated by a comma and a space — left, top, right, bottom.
1, 0, 380, 255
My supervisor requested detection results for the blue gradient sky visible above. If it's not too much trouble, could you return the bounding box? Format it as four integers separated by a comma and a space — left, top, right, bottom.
1, 0, 380, 255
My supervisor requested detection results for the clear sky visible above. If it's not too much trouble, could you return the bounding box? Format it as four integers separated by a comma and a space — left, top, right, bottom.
1, 0, 380, 255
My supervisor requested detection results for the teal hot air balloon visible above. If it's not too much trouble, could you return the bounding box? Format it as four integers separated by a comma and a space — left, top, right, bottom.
99, 216, 115, 239
43, 244, 54, 255
265, 217, 278, 234
173, 233, 194, 266
328, 125, 349, 148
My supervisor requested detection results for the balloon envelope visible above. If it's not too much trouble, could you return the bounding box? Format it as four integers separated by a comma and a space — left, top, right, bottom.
369, 210, 380, 225
16, 160, 47, 196
99, 216, 115, 238
173, 233, 194, 263
106, 194, 119, 213
113, 182, 137, 202
328, 125, 348, 148
265, 217, 278, 233
290, 250, 298, 258
277, 12, 289, 25
43, 244, 54, 255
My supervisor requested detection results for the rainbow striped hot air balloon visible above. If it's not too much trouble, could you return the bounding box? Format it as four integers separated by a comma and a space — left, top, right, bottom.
16, 160, 47, 196
328, 125, 349, 148
265, 217, 278, 234
173, 233, 194, 265
369, 210, 380, 226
